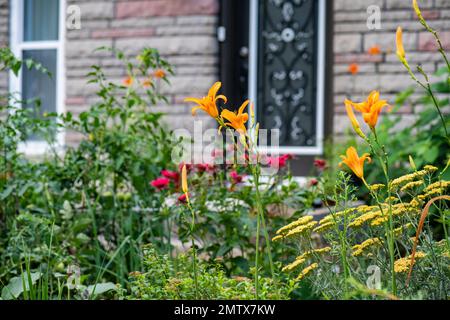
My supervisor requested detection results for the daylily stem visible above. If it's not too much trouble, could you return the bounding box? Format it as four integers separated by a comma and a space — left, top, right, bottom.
370, 129, 397, 296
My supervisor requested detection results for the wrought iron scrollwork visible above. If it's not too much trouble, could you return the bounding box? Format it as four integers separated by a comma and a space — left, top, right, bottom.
257, 0, 318, 147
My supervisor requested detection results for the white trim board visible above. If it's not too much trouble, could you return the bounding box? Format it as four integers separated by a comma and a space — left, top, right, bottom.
248, 0, 327, 156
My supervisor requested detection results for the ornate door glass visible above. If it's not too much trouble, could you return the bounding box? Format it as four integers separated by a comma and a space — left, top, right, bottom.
252, 0, 325, 153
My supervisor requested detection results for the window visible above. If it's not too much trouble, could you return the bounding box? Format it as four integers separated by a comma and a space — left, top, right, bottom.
10, 0, 65, 154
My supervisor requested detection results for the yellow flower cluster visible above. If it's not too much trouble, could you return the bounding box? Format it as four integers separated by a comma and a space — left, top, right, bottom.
319, 209, 354, 224
296, 263, 318, 281
394, 251, 427, 273
400, 180, 424, 193
313, 221, 335, 233
389, 170, 427, 190
273, 216, 318, 241
275, 216, 313, 236
370, 202, 419, 226
282, 258, 306, 272
422, 181, 450, 198
393, 223, 413, 237
281, 247, 331, 273
349, 210, 382, 228
369, 184, 385, 192
352, 237, 382, 257
284, 221, 318, 238
423, 165, 438, 173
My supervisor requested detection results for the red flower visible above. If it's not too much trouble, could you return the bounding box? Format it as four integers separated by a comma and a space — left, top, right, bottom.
206, 164, 216, 173
178, 193, 188, 204
313, 159, 327, 170
150, 177, 170, 190
309, 178, 319, 186
281, 154, 294, 161
178, 162, 193, 173
230, 171, 243, 184
196, 164, 208, 173
161, 169, 179, 182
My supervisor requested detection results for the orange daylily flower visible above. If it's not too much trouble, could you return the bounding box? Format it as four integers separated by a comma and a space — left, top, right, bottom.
221, 100, 250, 134
154, 69, 166, 78
184, 82, 227, 119
345, 91, 390, 129
348, 63, 359, 75
396, 27, 405, 60
339, 147, 371, 180
368, 45, 381, 55
123, 76, 134, 87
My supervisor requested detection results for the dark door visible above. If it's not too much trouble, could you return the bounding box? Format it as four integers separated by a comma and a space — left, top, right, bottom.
220, 0, 333, 176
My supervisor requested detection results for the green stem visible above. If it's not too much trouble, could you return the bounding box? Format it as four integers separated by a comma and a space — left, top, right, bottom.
369, 130, 397, 296
255, 203, 261, 300
426, 85, 449, 139
186, 200, 199, 299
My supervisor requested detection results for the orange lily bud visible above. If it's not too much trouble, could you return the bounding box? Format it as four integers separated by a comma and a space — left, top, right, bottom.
396, 27, 406, 60
345, 100, 366, 139
181, 164, 188, 195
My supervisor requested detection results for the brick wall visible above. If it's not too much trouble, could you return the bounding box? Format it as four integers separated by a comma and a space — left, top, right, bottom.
333, 0, 450, 138
0, 0, 8, 95
2, 0, 450, 147
65, 0, 219, 144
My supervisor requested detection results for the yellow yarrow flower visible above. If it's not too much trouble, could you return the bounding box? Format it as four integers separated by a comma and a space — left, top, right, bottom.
369, 184, 385, 192
296, 263, 318, 281
423, 165, 438, 173
400, 180, 424, 192
284, 221, 318, 238
275, 216, 313, 236
313, 221, 335, 233
349, 210, 382, 228
394, 251, 426, 273
389, 170, 427, 190
352, 237, 382, 257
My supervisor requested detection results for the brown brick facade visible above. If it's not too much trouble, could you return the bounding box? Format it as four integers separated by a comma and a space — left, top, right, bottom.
1, 0, 450, 146
333, 0, 450, 137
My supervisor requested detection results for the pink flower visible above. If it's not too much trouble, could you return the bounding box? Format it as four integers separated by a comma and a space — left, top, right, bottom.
281, 154, 294, 161
230, 171, 243, 184
267, 154, 294, 168
314, 159, 327, 170
309, 178, 319, 186
150, 177, 170, 190
161, 169, 179, 182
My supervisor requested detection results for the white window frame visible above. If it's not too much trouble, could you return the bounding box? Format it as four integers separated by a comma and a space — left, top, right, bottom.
248, 0, 326, 156
9, 0, 66, 155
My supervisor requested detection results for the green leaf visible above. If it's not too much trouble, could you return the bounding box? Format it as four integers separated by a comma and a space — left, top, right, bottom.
0, 185, 15, 200
85, 282, 117, 297
1, 272, 42, 300
423, 145, 439, 163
